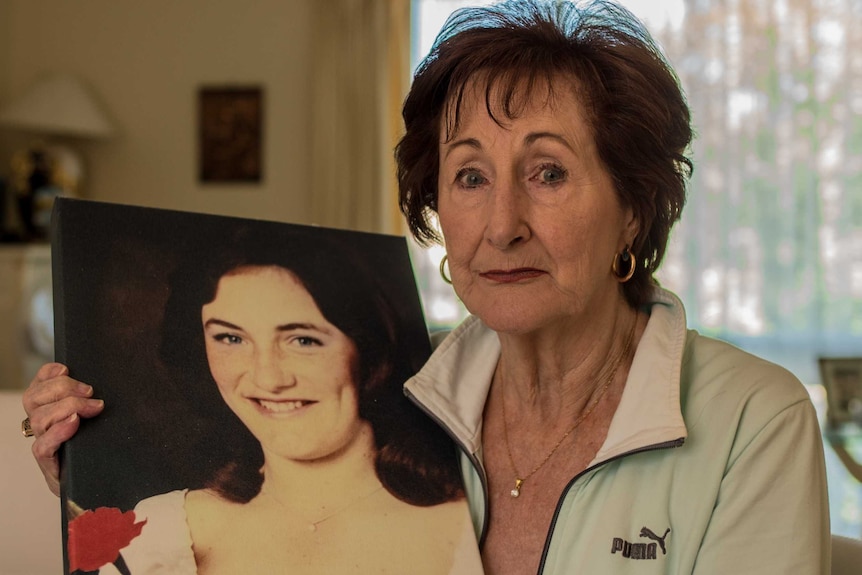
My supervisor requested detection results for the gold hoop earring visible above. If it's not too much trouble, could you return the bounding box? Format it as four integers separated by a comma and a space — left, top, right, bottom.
612, 245, 636, 283
439, 255, 452, 285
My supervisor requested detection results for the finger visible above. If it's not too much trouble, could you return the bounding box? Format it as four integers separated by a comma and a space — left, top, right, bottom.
35, 362, 69, 382
32, 412, 80, 497
27, 395, 104, 438
24, 363, 72, 404
23, 375, 96, 416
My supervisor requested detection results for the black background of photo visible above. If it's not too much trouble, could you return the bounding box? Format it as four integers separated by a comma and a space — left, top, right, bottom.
52, 198, 432, 514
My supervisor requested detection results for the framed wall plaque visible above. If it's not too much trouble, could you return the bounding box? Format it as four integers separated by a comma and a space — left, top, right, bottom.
198, 86, 263, 183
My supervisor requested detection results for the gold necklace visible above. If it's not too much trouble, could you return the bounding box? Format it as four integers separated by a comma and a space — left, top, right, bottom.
500, 318, 637, 498
261, 482, 385, 532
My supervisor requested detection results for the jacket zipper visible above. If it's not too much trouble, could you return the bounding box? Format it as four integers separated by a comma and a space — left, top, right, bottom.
535, 437, 686, 574
406, 384, 686, 567
403, 387, 492, 547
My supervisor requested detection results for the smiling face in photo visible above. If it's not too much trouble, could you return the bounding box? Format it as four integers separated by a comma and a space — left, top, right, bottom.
201, 265, 366, 462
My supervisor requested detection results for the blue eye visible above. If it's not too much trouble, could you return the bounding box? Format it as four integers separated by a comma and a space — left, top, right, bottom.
294, 336, 323, 347
456, 168, 486, 188
538, 165, 567, 184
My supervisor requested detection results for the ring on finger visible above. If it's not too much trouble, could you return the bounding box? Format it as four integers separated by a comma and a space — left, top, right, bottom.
21, 417, 35, 438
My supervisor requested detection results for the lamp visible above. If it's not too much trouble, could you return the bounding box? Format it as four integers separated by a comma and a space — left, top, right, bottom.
0, 73, 114, 240
0, 73, 114, 138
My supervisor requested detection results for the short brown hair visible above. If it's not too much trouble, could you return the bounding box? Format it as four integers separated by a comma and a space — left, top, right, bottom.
396, 0, 693, 307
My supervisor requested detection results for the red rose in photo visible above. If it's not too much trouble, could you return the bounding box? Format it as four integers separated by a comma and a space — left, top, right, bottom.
68, 507, 147, 572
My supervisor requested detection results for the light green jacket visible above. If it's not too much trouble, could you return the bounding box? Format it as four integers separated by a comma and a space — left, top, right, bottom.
405, 288, 830, 574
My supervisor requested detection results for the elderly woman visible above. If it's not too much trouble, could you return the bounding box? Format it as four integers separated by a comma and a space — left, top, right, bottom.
396, 0, 829, 573
23, 1, 829, 573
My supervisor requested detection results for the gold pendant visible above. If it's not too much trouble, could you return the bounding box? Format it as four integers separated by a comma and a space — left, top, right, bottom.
511, 478, 523, 498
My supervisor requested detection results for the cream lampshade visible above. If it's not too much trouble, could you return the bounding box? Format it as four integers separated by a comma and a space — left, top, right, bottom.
0, 73, 114, 138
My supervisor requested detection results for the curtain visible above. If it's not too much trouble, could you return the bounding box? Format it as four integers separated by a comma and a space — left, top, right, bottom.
644, 0, 862, 538
309, 0, 410, 234
654, 0, 862, 359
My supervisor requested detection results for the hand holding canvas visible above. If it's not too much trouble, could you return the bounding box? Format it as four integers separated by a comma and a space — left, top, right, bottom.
21, 362, 105, 496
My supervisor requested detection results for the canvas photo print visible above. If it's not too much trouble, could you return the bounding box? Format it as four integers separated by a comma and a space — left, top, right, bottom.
52, 198, 482, 574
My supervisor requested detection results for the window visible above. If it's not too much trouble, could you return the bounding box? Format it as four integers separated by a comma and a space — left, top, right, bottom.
411, 0, 862, 538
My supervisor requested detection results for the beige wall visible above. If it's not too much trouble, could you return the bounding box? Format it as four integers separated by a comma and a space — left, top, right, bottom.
0, 0, 315, 224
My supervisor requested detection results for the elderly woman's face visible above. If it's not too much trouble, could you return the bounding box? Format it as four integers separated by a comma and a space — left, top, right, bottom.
201, 265, 366, 462
437, 79, 637, 334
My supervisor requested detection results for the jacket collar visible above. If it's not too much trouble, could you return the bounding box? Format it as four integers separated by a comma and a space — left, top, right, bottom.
595, 288, 688, 463
404, 287, 689, 464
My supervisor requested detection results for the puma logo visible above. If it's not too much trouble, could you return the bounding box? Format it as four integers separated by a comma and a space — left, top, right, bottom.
610, 526, 670, 560
639, 527, 671, 555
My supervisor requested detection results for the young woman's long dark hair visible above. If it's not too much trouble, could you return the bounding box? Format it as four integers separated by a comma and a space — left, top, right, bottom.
159, 220, 463, 506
